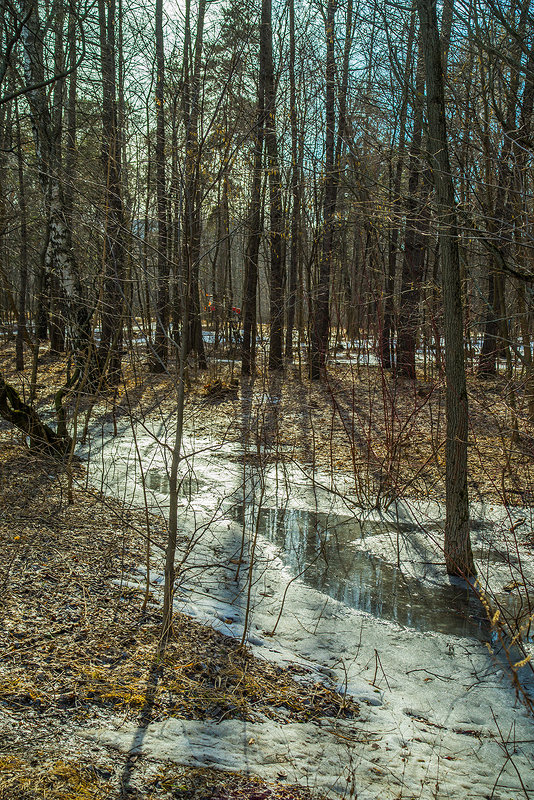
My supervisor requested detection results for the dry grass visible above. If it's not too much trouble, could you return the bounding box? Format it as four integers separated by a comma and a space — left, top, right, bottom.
0, 757, 115, 800
0, 756, 321, 800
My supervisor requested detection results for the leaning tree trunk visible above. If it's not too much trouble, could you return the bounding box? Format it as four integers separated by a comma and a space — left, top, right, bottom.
0, 373, 71, 457
417, 0, 475, 578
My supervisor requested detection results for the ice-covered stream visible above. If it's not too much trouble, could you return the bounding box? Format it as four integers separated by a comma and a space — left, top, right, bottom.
80, 419, 534, 800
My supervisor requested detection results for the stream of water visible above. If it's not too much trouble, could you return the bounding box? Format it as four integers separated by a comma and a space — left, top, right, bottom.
229, 504, 530, 642
84, 424, 532, 646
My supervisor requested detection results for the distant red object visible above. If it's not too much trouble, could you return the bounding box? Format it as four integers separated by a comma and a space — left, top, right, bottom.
232, 306, 241, 315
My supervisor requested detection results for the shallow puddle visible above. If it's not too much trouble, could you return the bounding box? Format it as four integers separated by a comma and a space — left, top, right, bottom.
230, 505, 527, 641
144, 468, 203, 499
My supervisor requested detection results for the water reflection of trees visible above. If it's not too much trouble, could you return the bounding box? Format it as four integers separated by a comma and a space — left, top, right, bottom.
233, 505, 494, 640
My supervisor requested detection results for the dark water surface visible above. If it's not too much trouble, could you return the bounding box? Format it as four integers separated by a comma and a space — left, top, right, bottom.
230, 505, 528, 642
136, 459, 530, 643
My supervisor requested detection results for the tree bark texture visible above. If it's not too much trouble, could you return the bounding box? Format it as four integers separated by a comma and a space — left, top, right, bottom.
284, 0, 299, 362
0, 373, 71, 457
182, 0, 207, 370
264, 0, 284, 372
416, 0, 475, 577
396, 41, 427, 380
152, 0, 169, 372
310, 0, 337, 380
241, 3, 267, 376
21, 0, 89, 365
98, 0, 125, 381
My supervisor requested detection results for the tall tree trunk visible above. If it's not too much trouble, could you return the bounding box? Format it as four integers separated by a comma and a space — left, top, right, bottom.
310, 0, 337, 380
182, 0, 207, 369
512, 19, 534, 418
98, 0, 125, 382
170, 96, 182, 347
214, 166, 232, 348
284, 0, 299, 362
396, 41, 426, 380
49, 0, 66, 355
15, 99, 29, 372
477, 0, 529, 378
417, 0, 475, 577
380, 11, 416, 370
21, 0, 89, 368
64, 3, 77, 234
151, 0, 169, 372
264, 0, 284, 371
241, 6, 266, 376
397, 0, 453, 381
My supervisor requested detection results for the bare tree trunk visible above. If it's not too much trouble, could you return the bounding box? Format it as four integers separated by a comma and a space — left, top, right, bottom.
264, 0, 284, 371
310, 0, 337, 380
380, 11, 416, 370
98, 0, 125, 382
396, 41, 426, 380
0, 373, 71, 457
64, 3, 77, 235
49, 0, 66, 355
477, 0, 529, 378
170, 96, 182, 347
241, 5, 266, 376
162, 288, 189, 640
151, 0, 169, 372
417, 0, 475, 577
284, 0, 299, 362
213, 165, 232, 349
513, 22, 534, 418
182, 0, 207, 370
21, 0, 89, 368
397, 0, 453, 381
15, 99, 29, 372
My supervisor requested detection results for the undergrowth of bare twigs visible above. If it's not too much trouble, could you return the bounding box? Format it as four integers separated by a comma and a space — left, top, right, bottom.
0, 436, 356, 798
2, 339, 534, 506
0, 437, 357, 723
1, 340, 534, 797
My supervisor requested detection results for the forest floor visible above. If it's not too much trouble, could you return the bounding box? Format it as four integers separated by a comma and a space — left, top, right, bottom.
2, 338, 534, 506
1, 339, 534, 799
0, 435, 356, 799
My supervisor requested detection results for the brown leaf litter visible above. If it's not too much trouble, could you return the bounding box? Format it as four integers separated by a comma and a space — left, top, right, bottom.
0, 757, 323, 800
0, 434, 357, 799
3, 339, 534, 508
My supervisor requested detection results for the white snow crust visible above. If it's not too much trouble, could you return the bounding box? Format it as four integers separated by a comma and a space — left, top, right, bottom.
83, 419, 534, 800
